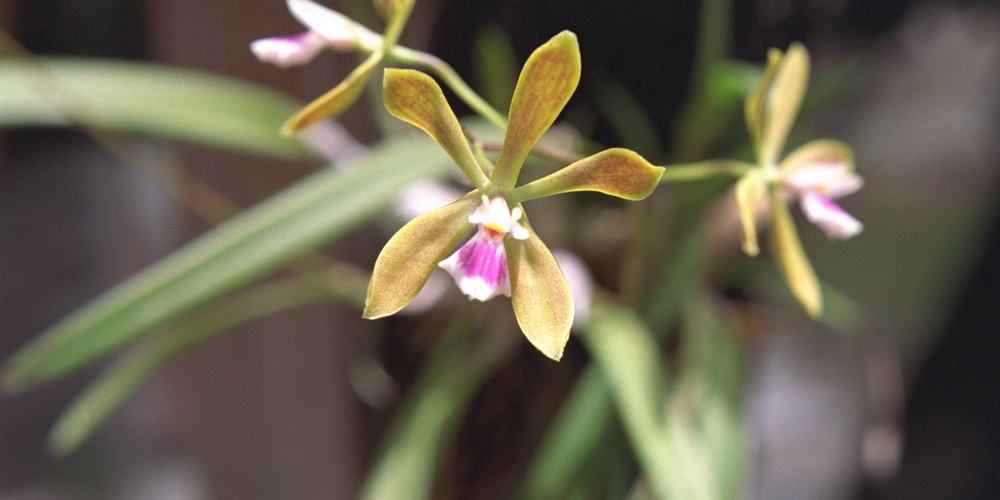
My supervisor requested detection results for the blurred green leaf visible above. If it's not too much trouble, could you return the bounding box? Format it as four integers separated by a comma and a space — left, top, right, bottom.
48, 268, 368, 456
584, 299, 717, 500
593, 81, 662, 158
678, 293, 744, 500
0, 57, 309, 158
2, 135, 452, 393
360, 317, 508, 500
521, 366, 613, 500
472, 27, 517, 113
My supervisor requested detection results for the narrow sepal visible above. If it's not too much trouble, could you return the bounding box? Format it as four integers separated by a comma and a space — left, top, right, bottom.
734, 170, 767, 256
746, 43, 809, 166
506, 226, 573, 361
492, 31, 581, 189
282, 49, 382, 135
768, 192, 822, 317
383, 69, 489, 188
511, 148, 664, 202
364, 194, 480, 318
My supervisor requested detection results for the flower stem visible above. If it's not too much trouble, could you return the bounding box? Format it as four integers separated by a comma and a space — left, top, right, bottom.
389, 45, 509, 131
658, 160, 753, 183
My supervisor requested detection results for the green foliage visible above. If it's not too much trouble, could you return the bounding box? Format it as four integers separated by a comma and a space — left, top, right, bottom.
0, 0, 872, 496
0, 58, 309, 158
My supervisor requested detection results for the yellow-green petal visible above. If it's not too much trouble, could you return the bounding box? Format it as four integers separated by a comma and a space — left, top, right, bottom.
491, 30, 581, 189
506, 226, 573, 361
745, 43, 809, 166
779, 138, 855, 174
383, 69, 490, 189
510, 148, 664, 202
364, 194, 480, 318
735, 170, 767, 256
282, 49, 383, 135
768, 192, 822, 317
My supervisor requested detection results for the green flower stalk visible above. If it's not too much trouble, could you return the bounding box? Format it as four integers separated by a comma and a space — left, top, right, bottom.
363, 31, 664, 360
735, 43, 864, 317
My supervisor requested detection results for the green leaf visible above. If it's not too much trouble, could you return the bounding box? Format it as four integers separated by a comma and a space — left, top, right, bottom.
360, 316, 507, 500
472, 27, 518, 113
510, 148, 664, 203
491, 30, 581, 189
363, 193, 478, 319
679, 294, 744, 500
383, 68, 489, 188
584, 300, 717, 500
768, 191, 822, 316
521, 366, 613, 500
506, 224, 573, 361
1, 135, 452, 393
49, 271, 364, 456
0, 57, 309, 158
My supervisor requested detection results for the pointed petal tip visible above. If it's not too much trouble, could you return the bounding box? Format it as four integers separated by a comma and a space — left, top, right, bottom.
524, 325, 569, 361
741, 239, 760, 257
538, 342, 566, 361
804, 299, 823, 319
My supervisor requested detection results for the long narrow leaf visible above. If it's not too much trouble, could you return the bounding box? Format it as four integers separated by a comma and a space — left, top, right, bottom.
583, 299, 717, 500
360, 317, 509, 500
521, 366, 613, 500
0, 57, 309, 158
2, 135, 451, 393
47, 265, 369, 456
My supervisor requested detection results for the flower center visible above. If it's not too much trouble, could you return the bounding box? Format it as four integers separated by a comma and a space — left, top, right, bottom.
469, 195, 529, 241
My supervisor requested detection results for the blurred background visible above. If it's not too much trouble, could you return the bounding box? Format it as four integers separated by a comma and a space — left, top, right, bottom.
1, 0, 999, 498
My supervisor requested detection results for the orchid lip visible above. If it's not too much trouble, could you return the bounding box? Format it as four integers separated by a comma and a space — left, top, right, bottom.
437, 195, 531, 302
800, 191, 863, 239
439, 230, 511, 301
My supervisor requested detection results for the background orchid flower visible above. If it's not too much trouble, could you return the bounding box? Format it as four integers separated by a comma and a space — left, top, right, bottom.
250, 0, 381, 68
251, 0, 414, 134
363, 31, 664, 360
735, 42, 864, 317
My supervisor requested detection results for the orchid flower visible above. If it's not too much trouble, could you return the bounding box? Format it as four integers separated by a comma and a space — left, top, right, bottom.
251, 0, 413, 134
363, 31, 664, 360
735, 43, 864, 317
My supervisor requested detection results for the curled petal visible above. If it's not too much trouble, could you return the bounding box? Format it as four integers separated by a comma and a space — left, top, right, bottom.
781, 139, 862, 199
735, 170, 768, 256
364, 194, 480, 318
746, 43, 809, 166
506, 228, 573, 361
288, 0, 382, 50
492, 31, 581, 189
800, 192, 863, 239
769, 193, 822, 317
250, 32, 327, 68
781, 139, 854, 173
439, 230, 511, 301
511, 148, 664, 202
282, 49, 383, 135
383, 69, 489, 188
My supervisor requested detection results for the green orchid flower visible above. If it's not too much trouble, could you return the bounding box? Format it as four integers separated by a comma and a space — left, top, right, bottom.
735, 43, 863, 317
363, 31, 664, 360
